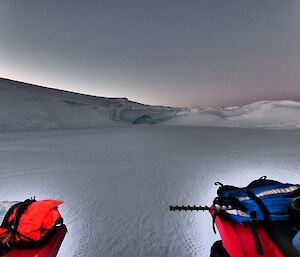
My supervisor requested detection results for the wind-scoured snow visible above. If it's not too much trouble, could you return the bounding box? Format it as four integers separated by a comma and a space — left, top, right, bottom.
1, 77, 300, 131
1, 127, 300, 257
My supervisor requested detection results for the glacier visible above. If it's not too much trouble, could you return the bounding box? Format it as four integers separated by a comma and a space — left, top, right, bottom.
1, 77, 300, 132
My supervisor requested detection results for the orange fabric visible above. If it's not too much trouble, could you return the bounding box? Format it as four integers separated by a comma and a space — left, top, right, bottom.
0, 225, 67, 257
0, 199, 63, 242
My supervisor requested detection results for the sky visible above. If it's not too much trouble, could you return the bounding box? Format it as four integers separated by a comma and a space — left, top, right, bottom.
0, 0, 300, 107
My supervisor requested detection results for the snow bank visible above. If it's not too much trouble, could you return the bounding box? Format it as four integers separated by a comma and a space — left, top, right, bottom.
0, 78, 130, 131
164, 101, 300, 128
1, 77, 300, 131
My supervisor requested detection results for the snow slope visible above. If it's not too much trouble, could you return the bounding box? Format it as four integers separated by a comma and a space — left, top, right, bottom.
1, 127, 300, 257
1, 77, 300, 131
0, 77, 175, 132
0, 77, 132, 131
165, 101, 300, 128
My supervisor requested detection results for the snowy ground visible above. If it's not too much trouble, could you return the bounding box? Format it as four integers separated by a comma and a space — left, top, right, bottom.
1, 126, 300, 257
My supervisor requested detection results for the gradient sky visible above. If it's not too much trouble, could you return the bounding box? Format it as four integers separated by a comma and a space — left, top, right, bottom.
0, 0, 300, 107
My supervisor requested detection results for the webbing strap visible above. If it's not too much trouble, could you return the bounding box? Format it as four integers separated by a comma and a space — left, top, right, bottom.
244, 189, 269, 256
0, 199, 36, 250
250, 222, 264, 255
1, 202, 22, 227
11, 199, 36, 231
244, 188, 270, 222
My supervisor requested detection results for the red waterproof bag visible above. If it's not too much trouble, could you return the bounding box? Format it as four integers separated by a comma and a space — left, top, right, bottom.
0, 199, 63, 253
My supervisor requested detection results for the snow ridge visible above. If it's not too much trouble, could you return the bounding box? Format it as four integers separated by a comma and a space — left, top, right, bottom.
1, 77, 300, 132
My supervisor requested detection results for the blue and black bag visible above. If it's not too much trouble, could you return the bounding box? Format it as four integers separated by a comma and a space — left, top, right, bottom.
213, 176, 300, 255
213, 176, 300, 224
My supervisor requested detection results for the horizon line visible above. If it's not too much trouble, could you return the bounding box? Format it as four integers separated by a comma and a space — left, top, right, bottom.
0, 76, 299, 109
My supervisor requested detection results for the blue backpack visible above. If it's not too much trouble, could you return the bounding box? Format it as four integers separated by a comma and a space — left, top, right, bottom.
213, 176, 300, 223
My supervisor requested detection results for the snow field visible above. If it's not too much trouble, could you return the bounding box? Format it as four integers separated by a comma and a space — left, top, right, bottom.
1, 127, 300, 257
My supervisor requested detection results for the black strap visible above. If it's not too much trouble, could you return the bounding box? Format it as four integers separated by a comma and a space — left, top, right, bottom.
212, 211, 218, 234
244, 188, 270, 222
0, 199, 36, 252
249, 211, 264, 255
1, 202, 22, 227
250, 221, 264, 255
244, 188, 269, 256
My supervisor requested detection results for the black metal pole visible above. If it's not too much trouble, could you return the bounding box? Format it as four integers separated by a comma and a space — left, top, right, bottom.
169, 205, 232, 212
